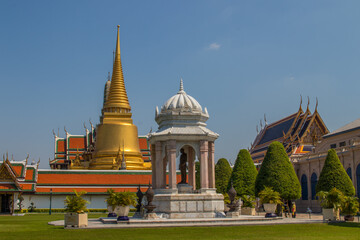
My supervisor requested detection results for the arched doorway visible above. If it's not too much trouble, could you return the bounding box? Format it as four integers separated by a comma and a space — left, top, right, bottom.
356, 164, 360, 198
311, 173, 317, 200
346, 167, 352, 180
301, 174, 308, 200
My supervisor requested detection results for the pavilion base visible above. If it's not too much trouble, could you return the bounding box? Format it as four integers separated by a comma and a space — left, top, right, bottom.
153, 191, 224, 219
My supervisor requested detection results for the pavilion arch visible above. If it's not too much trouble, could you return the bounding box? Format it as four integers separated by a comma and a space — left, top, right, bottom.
346, 167, 352, 180
356, 164, 360, 198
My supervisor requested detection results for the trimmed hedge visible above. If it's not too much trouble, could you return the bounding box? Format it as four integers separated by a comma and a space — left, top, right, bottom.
229, 149, 257, 196
255, 141, 301, 200
215, 158, 232, 194
316, 149, 355, 196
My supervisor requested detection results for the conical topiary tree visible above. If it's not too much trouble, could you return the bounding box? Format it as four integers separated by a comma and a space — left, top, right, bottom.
215, 158, 232, 194
230, 149, 258, 197
316, 149, 355, 196
255, 141, 301, 201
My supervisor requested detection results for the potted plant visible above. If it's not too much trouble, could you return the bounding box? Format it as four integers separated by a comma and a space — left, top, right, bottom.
114, 191, 137, 221
105, 188, 118, 217
258, 187, 282, 216
317, 187, 343, 221
64, 190, 89, 227
340, 196, 359, 222
241, 195, 256, 216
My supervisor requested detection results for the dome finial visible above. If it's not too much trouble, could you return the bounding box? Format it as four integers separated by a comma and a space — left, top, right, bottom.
179, 78, 184, 92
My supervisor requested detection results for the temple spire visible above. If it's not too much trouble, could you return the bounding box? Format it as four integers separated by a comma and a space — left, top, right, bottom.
178, 78, 185, 93
104, 25, 131, 111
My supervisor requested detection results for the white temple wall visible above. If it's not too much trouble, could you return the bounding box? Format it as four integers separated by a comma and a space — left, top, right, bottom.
16, 194, 108, 210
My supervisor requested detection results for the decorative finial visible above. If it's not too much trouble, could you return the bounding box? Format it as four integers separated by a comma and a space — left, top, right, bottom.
107, 72, 111, 81
299, 94, 303, 111
315, 97, 318, 112
117, 25, 120, 29
260, 119, 263, 129
256, 125, 259, 134
306, 96, 310, 112
179, 78, 184, 92
264, 114, 267, 126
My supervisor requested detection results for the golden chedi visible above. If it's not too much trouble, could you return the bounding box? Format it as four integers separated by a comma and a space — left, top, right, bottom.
89, 26, 149, 170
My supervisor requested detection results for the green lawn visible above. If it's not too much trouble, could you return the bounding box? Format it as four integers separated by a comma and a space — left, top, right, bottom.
0, 214, 359, 240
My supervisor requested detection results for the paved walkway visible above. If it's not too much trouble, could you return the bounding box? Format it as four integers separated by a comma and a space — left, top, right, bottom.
49, 213, 325, 229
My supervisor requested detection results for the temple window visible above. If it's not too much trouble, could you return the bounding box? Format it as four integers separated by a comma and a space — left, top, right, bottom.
339, 141, 346, 147
330, 144, 337, 149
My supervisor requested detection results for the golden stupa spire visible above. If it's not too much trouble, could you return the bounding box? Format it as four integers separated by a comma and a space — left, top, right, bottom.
104, 25, 131, 111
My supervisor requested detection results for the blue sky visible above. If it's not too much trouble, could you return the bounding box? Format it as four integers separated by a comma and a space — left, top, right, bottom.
0, 1, 359, 168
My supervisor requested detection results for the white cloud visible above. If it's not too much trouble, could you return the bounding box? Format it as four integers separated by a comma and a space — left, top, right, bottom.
208, 42, 221, 50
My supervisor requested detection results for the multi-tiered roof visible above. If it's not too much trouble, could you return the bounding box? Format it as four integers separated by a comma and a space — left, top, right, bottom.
250, 98, 329, 163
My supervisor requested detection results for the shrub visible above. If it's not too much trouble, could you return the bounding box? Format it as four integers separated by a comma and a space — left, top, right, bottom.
316, 149, 355, 196
258, 186, 282, 204
317, 188, 344, 210
241, 195, 256, 208
28, 202, 36, 212
105, 188, 117, 211
116, 191, 138, 207
215, 158, 232, 194
255, 141, 301, 201
341, 196, 359, 216
64, 190, 89, 213
230, 149, 257, 197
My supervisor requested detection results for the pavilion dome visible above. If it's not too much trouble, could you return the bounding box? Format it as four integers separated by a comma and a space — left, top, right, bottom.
161, 79, 202, 113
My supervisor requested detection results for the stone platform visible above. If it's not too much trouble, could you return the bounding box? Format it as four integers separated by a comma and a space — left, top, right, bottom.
48, 215, 327, 229
152, 191, 224, 219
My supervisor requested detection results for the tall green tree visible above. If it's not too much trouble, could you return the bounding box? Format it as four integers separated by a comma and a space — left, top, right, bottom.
316, 149, 355, 196
255, 141, 301, 200
215, 158, 232, 194
230, 149, 257, 196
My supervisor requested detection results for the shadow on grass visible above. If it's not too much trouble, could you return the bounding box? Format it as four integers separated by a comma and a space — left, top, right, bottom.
328, 221, 360, 228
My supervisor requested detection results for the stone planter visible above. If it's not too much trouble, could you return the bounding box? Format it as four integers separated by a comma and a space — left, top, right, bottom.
322, 208, 339, 221
241, 207, 256, 216
263, 203, 277, 213
64, 213, 88, 227
344, 215, 354, 222
107, 205, 117, 217
115, 205, 130, 220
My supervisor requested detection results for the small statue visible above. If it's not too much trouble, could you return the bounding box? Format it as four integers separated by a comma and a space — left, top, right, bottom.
179, 149, 187, 184
227, 182, 240, 212
144, 183, 156, 213
136, 185, 143, 213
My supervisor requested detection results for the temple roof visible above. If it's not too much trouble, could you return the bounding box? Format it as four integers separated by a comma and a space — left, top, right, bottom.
257, 113, 298, 145
250, 99, 329, 163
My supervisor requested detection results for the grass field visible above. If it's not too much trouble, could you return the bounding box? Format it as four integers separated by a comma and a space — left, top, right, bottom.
0, 213, 359, 240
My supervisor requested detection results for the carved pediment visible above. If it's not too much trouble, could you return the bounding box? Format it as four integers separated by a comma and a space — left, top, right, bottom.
0, 163, 14, 181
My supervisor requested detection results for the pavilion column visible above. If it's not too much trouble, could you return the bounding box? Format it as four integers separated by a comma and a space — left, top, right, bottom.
188, 148, 195, 190
155, 141, 163, 189
200, 140, 209, 189
208, 142, 215, 189
151, 144, 156, 188
167, 140, 177, 189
